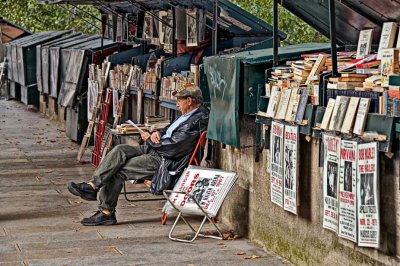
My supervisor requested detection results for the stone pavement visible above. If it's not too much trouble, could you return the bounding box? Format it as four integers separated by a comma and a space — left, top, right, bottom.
0, 99, 291, 265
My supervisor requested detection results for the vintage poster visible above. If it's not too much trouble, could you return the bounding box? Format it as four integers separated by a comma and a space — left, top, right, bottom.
163, 166, 238, 217
112, 89, 119, 118
357, 142, 379, 248
270, 121, 285, 208
283, 124, 298, 214
186, 9, 198, 47
87, 80, 98, 121
338, 140, 358, 242
322, 134, 341, 233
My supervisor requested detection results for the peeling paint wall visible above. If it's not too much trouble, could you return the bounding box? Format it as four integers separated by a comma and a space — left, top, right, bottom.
217, 116, 400, 265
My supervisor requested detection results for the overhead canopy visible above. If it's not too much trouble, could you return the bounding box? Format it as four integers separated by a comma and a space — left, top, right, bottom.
280, 0, 399, 45
38, 0, 286, 38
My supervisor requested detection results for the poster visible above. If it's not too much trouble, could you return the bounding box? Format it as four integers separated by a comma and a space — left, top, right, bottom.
322, 134, 341, 233
357, 142, 379, 248
283, 124, 298, 214
270, 121, 284, 207
338, 140, 358, 242
186, 9, 198, 47
87, 79, 98, 121
113, 89, 119, 118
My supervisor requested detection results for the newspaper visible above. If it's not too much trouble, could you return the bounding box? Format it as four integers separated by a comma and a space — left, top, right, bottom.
338, 140, 358, 242
322, 134, 341, 233
357, 142, 380, 248
270, 121, 285, 207
283, 124, 298, 214
163, 166, 238, 217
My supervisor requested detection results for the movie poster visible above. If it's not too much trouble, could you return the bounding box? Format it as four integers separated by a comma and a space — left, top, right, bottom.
322, 134, 341, 233
283, 124, 298, 214
357, 142, 379, 248
338, 140, 358, 242
270, 121, 284, 207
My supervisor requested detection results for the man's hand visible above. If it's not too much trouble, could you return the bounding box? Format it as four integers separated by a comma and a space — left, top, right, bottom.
150, 131, 161, 144
140, 132, 151, 141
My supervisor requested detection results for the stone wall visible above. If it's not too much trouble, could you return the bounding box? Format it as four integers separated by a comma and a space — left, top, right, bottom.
217, 116, 400, 265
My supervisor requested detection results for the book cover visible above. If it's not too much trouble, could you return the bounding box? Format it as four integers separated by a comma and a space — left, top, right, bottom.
356, 29, 373, 59
331, 96, 350, 131
295, 89, 309, 124
320, 98, 336, 130
353, 98, 371, 135
380, 48, 399, 86
275, 88, 292, 120
329, 96, 344, 131
306, 54, 327, 85
285, 88, 299, 121
266, 86, 281, 117
341, 97, 360, 134
377, 22, 398, 59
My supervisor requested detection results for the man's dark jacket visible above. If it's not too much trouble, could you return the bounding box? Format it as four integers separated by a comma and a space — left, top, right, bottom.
145, 105, 209, 194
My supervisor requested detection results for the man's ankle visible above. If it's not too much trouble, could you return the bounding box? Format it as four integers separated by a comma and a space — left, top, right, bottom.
102, 209, 112, 215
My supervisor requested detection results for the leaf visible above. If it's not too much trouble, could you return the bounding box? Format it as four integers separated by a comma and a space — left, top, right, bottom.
235, 251, 246, 255
243, 255, 262, 260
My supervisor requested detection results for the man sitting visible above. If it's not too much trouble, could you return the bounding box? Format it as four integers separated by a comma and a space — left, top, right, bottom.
67, 86, 209, 226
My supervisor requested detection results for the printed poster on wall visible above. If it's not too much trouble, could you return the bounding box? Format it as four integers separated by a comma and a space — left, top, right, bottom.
283, 124, 298, 214
322, 134, 341, 233
357, 142, 379, 248
270, 121, 284, 208
338, 140, 358, 242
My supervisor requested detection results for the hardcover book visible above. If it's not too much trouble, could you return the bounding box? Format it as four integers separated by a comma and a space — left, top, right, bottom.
356, 29, 373, 59
380, 48, 399, 86
341, 97, 360, 134
266, 86, 281, 117
275, 88, 292, 120
295, 89, 309, 124
377, 22, 397, 59
331, 96, 350, 131
285, 88, 299, 121
320, 98, 336, 130
353, 98, 371, 135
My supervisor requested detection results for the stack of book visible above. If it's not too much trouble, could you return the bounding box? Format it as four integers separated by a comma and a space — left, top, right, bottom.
160, 70, 197, 101
130, 65, 143, 91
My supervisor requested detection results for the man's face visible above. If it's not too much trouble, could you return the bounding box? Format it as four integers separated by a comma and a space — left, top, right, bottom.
176, 96, 191, 114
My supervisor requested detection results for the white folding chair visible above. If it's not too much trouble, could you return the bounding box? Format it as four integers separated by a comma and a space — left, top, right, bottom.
163, 190, 224, 243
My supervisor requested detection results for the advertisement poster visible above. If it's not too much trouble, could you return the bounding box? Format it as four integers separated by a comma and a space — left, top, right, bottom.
338, 140, 358, 242
283, 124, 298, 214
270, 121, 284, 207
322, 134, 341, 233
357, 142, 379, 248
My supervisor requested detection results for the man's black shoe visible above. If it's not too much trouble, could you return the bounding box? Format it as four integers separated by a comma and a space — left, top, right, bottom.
67, 182, 97, 201
81, 210, 117, 226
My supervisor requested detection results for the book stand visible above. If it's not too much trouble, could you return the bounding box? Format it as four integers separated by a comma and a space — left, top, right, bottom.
162, 190, 224, 243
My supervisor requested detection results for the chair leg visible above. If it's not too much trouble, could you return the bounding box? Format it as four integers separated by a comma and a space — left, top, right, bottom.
168, 212, 223, 243
161, 212, 168, 225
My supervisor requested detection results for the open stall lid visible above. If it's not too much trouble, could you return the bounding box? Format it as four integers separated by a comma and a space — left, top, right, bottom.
204, 42, 332, 147
279, 0, 400, 45
38, 0, 286, 38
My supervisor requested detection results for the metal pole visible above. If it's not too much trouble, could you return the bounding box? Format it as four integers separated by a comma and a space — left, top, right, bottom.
212, 0, 218, 56
329, 0, 338, 77
273, 0, 279, 66
172, 8, 177, 57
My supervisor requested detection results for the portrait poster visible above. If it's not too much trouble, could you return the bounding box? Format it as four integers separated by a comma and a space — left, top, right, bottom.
126, 13, 137, 45
283, 124, 298, 214
87, 79, 98, 121
186, 9, 198, 47
113, 89, 119, 118
322, 134, 341, 233
143, 12, 153, 40
357, 142, 379, 248
338, 140, 358, 242
270, 121, 285, 208
162, 11, 173, 53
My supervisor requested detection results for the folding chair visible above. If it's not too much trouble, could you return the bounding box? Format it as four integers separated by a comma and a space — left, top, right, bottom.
161, 165, 238, 243
121, 131, 208, 224
163, 189, 224, 243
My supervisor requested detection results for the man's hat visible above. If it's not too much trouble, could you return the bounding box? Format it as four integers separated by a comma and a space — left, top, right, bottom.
173, 84, 203, 99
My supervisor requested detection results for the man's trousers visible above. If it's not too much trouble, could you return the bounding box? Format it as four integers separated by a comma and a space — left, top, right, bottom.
90, 145, 162, 211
